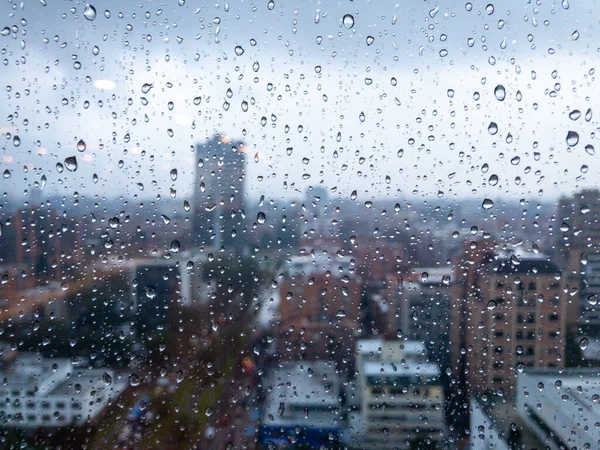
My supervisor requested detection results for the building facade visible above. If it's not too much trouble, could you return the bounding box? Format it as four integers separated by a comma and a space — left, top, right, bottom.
450, 242, 567, 398
192, 135, 247, 250
354, 339, 446, 449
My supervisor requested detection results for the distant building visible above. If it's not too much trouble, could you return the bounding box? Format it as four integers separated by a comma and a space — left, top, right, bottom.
0, 352, 127, 428
277, 253, 362, 363
556, 189, 600, 334
258, 362, 342, 448
352, 339, 446, 449
516, 368, 600, 449
450, 242, 567, 400
192, 135, 247, 250
383, 267, 452, 357
469, 400, 510, 450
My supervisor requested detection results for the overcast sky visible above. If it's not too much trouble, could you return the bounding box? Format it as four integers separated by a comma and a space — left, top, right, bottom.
1, 0, 599, 207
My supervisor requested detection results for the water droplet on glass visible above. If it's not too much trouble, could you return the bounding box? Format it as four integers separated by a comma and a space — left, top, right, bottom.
83, 4, 97, 21
489, 174, 499, 186
13, 136, 21, 147
342, 14, 354, 29
566, 131, 579, 147
234, 45, 244, 56
267, 0, 275, 10
64, 156, 78, 172
170, 169, 178, 181
482, 198, 494, 210
585, 144, 595, 156
3, 170, 10, 179
580, 337, 589, 350
77, 139, 86, 152
129, 374, 140, 387
486, 4, 494, 15
494, 84, 505, 101
257, 212, 266, 224
488, 122, 498, 135
102, 372, 112, 386
569, 110, 581, 121
366, 36, 374, 45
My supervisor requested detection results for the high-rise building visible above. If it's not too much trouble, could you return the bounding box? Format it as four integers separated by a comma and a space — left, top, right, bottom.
556, 189, 600, 334
192, 135, 247, 250
450, 241, 567, 399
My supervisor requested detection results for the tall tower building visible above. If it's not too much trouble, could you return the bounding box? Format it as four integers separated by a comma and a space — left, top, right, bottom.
450, 241, 566, 399
192, 135, 247, 250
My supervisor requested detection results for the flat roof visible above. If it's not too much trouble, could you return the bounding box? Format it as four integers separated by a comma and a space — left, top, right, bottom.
355, 339, 426, 357
262, 362, 341, 429
363, 360, 440, 378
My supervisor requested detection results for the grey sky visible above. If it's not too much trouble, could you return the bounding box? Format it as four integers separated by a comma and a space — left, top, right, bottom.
1, 0, 598, 205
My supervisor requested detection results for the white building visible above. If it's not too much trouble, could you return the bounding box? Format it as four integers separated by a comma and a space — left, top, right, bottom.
516, 368, 600, 450
259, 361, 343, 447
469, 400, 510, 450
353, 339, 446, 449
0, 352, 127, 428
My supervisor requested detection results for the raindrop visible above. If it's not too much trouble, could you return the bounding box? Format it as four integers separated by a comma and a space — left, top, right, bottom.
488, 122, 498, 135
580, 337, 589, 350
257, 212, 266, 224
77, 139, 86, 152
342, 14, 354, 29
129, 374, 140, 387
569, 110, 581, 121
170, 169, 178, 181
64, 156, 78, 172
489, 174, 499, 186
13, 136, 21, 147
482, 198, 494, 210
234, 45, 244, 56
494, 84, 506, 101
486, 4, 494, 14
566, 131, 579, 147
83, 4, 97, 21
102, 372, 112, 386
585, 144, 595, 156
366, 36, 374, 45
3, 170, 10, 179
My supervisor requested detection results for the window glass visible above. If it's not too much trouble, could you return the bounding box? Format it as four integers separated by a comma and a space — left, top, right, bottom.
0, 1, 599, 449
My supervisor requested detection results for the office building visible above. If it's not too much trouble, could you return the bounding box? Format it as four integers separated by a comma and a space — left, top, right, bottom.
278, 254, 362, 362
384, 267, 452, 357
0, 352, 127, 428
352, 339, 446, 449
450, 242, 567, 398
192, 135, 247, 250
258, 361, 342, 448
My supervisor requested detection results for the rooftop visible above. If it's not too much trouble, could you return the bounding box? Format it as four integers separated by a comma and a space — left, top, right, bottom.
363, 360, 440, 378
261, 362, 341, 429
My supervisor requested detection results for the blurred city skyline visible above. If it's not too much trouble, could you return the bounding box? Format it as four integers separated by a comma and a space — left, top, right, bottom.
1, 0, 599, 203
